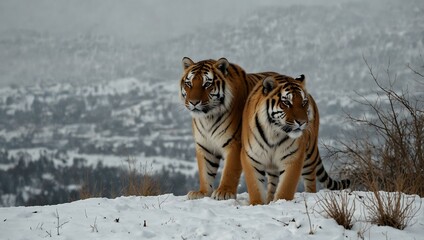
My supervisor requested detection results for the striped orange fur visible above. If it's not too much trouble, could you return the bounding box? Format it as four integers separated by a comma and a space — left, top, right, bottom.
241, 74, 350, 205
179, 57, 277, 200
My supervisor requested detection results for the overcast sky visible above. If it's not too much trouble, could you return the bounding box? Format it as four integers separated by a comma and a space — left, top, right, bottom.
0, 0, 345, 45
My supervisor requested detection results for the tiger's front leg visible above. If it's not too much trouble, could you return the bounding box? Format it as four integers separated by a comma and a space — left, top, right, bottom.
187, 145, 220, 200
274, 153, 305, 201
240, 148, 267, 205
211, 142, 242, 200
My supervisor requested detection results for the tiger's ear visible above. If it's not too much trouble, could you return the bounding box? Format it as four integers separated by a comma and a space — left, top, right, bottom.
294, 74, 306, 87
182, 57, 194, 70
215, 58, 229, 76
262, 76, 276, 95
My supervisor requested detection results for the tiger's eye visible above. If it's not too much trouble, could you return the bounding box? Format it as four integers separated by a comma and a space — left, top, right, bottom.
281, 99, 290, 107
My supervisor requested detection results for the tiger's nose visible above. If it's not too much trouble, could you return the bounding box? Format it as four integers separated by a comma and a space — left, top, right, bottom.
189, 100, 201, 106
295, 120, 306, 127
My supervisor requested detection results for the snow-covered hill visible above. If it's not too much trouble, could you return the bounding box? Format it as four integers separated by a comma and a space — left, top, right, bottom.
0, 191, 422, 240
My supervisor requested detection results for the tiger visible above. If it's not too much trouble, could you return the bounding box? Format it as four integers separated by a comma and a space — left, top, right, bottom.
179, 57, 278, 200
240, 73, 350, 205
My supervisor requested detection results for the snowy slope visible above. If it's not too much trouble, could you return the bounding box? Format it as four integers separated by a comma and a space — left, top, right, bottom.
0, 191, 423, 240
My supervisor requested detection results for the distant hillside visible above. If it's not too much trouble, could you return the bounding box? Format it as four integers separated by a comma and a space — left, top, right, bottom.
0, 0, 422, 90
151, 0, 423, 93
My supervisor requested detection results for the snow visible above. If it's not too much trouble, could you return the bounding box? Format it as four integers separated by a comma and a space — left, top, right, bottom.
0, 191, 423, 240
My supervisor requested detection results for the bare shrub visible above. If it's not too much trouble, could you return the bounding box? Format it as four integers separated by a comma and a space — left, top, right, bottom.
327, 56, 424, 229
362, 190, 421, 230
336, 56, 424, 195
316, 190, 355, 229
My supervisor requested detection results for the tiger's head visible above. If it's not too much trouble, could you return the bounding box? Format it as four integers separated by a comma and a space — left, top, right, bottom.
179, 57, 232, 117
260, 74, 312, 139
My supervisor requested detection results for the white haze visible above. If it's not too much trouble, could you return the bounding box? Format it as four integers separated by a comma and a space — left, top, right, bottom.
0, 0, 349, 46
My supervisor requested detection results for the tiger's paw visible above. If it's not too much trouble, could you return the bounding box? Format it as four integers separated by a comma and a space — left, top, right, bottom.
211, 189, 236, 200
187, 191, 209, 200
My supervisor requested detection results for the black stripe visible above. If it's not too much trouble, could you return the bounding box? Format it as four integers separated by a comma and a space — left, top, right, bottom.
286, 139, 296, 149
254, 166, 265, 176
247, 137, 254, 152
277, 136, 290, 147
255, 115, 270, 147
253, 133, 265, 150
266, 99, 272, 123
268, 172, 279, 178
222, 137, 232, 148
320, 172, 329, 182
326, 178, 335, 189
280, 149, 298, 161
271, 110, 284, 118
334, 181, 340, 190
205, 157, 219, 168
210, 78, 221, 98
207, 172, 217, 177
246, 152, 261, 165
212, 112, 231, 136
303, 177, 314, 182
282, 82, 292, 89
316, 165, 325, 176
193, 120, 206, 138
306, 141, 316, 159
303, 155, 318, 169
222, 120, 241, 148
279, 170, 285, 175
266, 99, 279, 126
217, 119, 233, 137
210, 112, 225, 130
221, 80, 226, 95
198, 118, 206, 130
269, 182, 276, 187
197, 143, 213, 155
210, 113, 226, 135
301, 170, 314, 176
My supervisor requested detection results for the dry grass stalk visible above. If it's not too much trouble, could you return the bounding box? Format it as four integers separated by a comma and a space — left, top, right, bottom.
316, 190, 355, 229
79, 172, 103, 200
121, 157, 161, 196
362, 188, 421, 230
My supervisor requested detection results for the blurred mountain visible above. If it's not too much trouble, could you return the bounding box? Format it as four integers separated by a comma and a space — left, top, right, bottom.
1, 0, 423, 90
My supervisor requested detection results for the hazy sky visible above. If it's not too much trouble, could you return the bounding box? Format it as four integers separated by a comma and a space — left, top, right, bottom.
0, 0, 344, 45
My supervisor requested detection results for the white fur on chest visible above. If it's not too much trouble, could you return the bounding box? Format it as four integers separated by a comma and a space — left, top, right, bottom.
192, 115, 234, 157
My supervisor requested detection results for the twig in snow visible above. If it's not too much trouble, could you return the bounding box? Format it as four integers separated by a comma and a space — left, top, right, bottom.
55, 209, 69, 236
90, 217, 99, 233
303, 194, 316, 234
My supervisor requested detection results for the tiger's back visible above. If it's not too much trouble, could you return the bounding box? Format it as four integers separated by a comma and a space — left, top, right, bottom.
179, 57, 278, 200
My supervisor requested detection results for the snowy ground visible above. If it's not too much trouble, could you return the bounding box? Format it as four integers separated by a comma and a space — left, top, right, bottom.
0, 191, 423, 240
